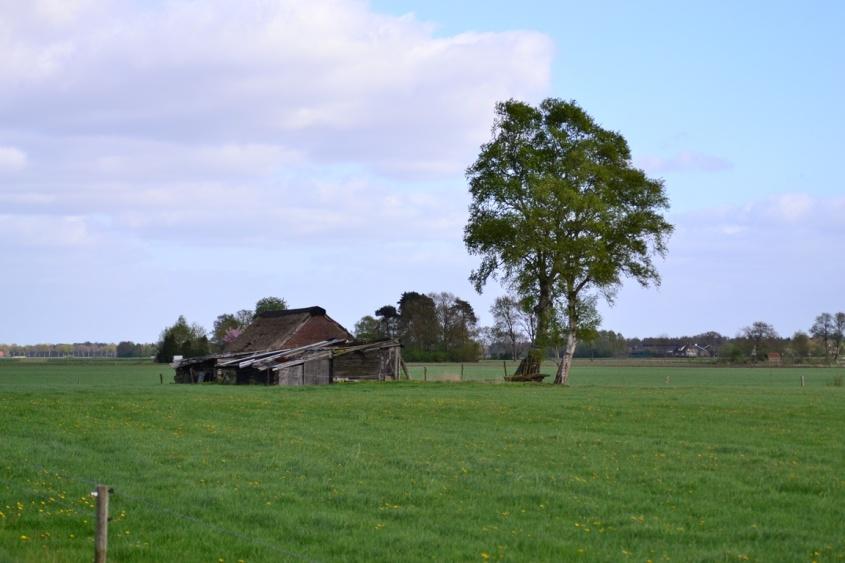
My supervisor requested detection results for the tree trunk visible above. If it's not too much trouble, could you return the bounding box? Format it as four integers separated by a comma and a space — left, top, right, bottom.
553, 329, 577, 385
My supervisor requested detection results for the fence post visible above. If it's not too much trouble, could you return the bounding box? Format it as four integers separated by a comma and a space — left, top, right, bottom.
423, 366, 427, 382
94, 484, 109, 563
801, 375, 805, 387
460, 363, 464, 380
503, 361, 508, 377
159, 373, 163, 385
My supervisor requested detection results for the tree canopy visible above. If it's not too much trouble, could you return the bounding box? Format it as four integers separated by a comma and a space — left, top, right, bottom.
810, 311, 845, 361
354, 291, 482, 361
155, 315, 209, 363
464, 98, 673, 384
211, 311, 253, 348
255, 296, 287, 315
353, 315, 382, 341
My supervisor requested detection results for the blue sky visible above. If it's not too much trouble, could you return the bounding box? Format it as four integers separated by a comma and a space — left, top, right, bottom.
376, 0, 844, 208
1, 0, 842, 343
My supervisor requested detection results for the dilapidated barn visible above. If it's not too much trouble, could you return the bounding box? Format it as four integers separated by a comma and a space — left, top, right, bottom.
173, 306, 406, 385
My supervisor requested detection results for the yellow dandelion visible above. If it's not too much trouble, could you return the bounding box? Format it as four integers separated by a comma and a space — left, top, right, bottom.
481, 552, 490, 560
20, 535, 30, 541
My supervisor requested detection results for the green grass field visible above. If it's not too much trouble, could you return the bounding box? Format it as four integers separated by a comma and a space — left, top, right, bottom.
1, 361, 843, 562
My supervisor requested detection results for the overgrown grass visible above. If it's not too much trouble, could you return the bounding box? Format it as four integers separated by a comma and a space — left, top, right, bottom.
1, 362, 843, 561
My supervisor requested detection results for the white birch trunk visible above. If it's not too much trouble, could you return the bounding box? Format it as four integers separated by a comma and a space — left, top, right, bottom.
553, 330, 577, 385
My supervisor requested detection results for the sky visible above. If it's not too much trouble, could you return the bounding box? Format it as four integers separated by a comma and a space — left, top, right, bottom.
1, 0, 843, 344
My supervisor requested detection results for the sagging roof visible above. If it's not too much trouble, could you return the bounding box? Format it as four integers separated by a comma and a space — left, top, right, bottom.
175, 338, 400, 372
224, 306, 353, 354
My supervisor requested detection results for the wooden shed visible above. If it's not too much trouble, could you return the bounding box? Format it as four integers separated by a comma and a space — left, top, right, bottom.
173, 306, 405, 385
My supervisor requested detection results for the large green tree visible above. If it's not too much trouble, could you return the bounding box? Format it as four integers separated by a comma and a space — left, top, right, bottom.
464, 98, 673, 385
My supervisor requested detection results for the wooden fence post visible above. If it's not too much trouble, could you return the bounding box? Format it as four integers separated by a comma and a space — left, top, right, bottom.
801, 375, 805, 387
460, 363, 464, 380
423, 366, 427, 382
159, 373, 163, 385
503, 361, 508, 377
94, 484, 109, 563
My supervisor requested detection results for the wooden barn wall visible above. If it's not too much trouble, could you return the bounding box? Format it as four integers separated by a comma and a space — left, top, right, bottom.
276, 359, 331, 386
277, 365, 304, 386
333, 348, 398, 381
304, 358, 331, 385
175, 361, 217, 384
236, 367, 271, 385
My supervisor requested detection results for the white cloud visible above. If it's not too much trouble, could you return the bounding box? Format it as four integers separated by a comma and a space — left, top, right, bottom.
0, 0, 553, 342
0, 214, 94, 247
602, 192, 845, 337
0, 0, 550, 250
0, 146, 27, 172
0, 0, 551, 177
767, 193, 813, 222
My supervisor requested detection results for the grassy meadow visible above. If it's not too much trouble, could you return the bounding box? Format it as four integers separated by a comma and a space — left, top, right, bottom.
1, 360, 843, 562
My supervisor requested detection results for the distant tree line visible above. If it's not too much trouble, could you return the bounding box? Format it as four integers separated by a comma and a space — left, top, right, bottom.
13, 299, 838, 366
350, 291, 845, 365
0, 342, 156, 358
478, 299, 845, 365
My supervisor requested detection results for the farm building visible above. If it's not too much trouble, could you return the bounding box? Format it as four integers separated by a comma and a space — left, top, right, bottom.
630, 342, 715, 358
674, 344, 714, 358
173, 306, 405, 385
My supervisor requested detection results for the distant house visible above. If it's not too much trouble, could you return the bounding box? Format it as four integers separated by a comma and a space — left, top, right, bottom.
629, 342, 715, 358
674, 344, 714, 358
629, 344, 677, 357
173, 306, 403, 385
